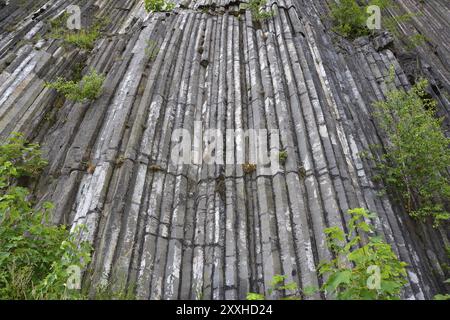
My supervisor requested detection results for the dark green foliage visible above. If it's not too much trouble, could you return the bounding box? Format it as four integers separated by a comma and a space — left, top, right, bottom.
329, 0, 391, 39
373, 79, 450, 227
48, 13, 106, 50
0, 134, 92, 300
330, 0, 427, 49
248, 209, 409, 300
318, 208, 408, 300
45, 69, 105, 103
144, 0, 175, 12
243, 0, 274, 23
63, 29, 100, 50
0, 133, 48, 180
330, 0, 369, 38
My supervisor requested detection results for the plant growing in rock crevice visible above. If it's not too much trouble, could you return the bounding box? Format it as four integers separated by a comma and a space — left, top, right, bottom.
242, 162, 257, 174
279, 150, 288, 166
329, 0, 393, 39
47, 13, 106, 51
329, 0, 428, 49
0, 133, 92, 300
373, 79, 450, 227
247, 209, 407, 300
329, 0, 371, 38
247, 274, 305, 300
243, 0, 274, 24
318, 208, 408, 300
63, 28, 100, 51
144, 0, 175, 13
45, 69, 105, 103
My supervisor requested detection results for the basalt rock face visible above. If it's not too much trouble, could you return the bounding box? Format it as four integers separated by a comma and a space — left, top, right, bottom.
0, 0, 448, 300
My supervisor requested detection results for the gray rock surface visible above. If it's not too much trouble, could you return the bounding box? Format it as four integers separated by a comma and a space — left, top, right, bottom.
0, 0, 449, 299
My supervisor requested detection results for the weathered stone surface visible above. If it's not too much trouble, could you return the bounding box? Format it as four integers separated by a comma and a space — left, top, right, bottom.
0, 0, 448, 300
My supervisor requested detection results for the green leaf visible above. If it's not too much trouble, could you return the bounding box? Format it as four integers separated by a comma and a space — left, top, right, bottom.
281, 282, 298, 292
0, 134, 93, 300
380, 280, 401, 294
246, 293, 265, 300
303, 286, 319, 297
434, 294, 450, 301
327, 270, 352, 291
271, 274, 287, 287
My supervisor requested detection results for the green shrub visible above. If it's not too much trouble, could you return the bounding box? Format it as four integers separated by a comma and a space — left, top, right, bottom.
46, 69, 105, 103
63, 29, 100, 51
0, 133, 92, 300
248, 209, 408, 300
330, 0, 368, 38
144, 0, 175, 12
0, 133, 48, 180
330, 0, 426, 48
329, 0, 392, 39
48, 12, 70, 39
373, 79, 450, 227
243, 0, 274, 23
318, 208, 408, 300
48, 13, 104, 50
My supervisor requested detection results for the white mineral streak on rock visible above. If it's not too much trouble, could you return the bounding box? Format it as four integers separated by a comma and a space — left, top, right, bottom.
285, 209, 292, 233
136, 238, 154, 298
304, 240, 316, 273
305, 23, 361, 183
120, 2, 148, 34
71, 163, 108, 243
165, 244, 181, 299
24, 21, 44, 40
0, 52, 36, 107
214, 206, 220, 244
192, 251, 204, 299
